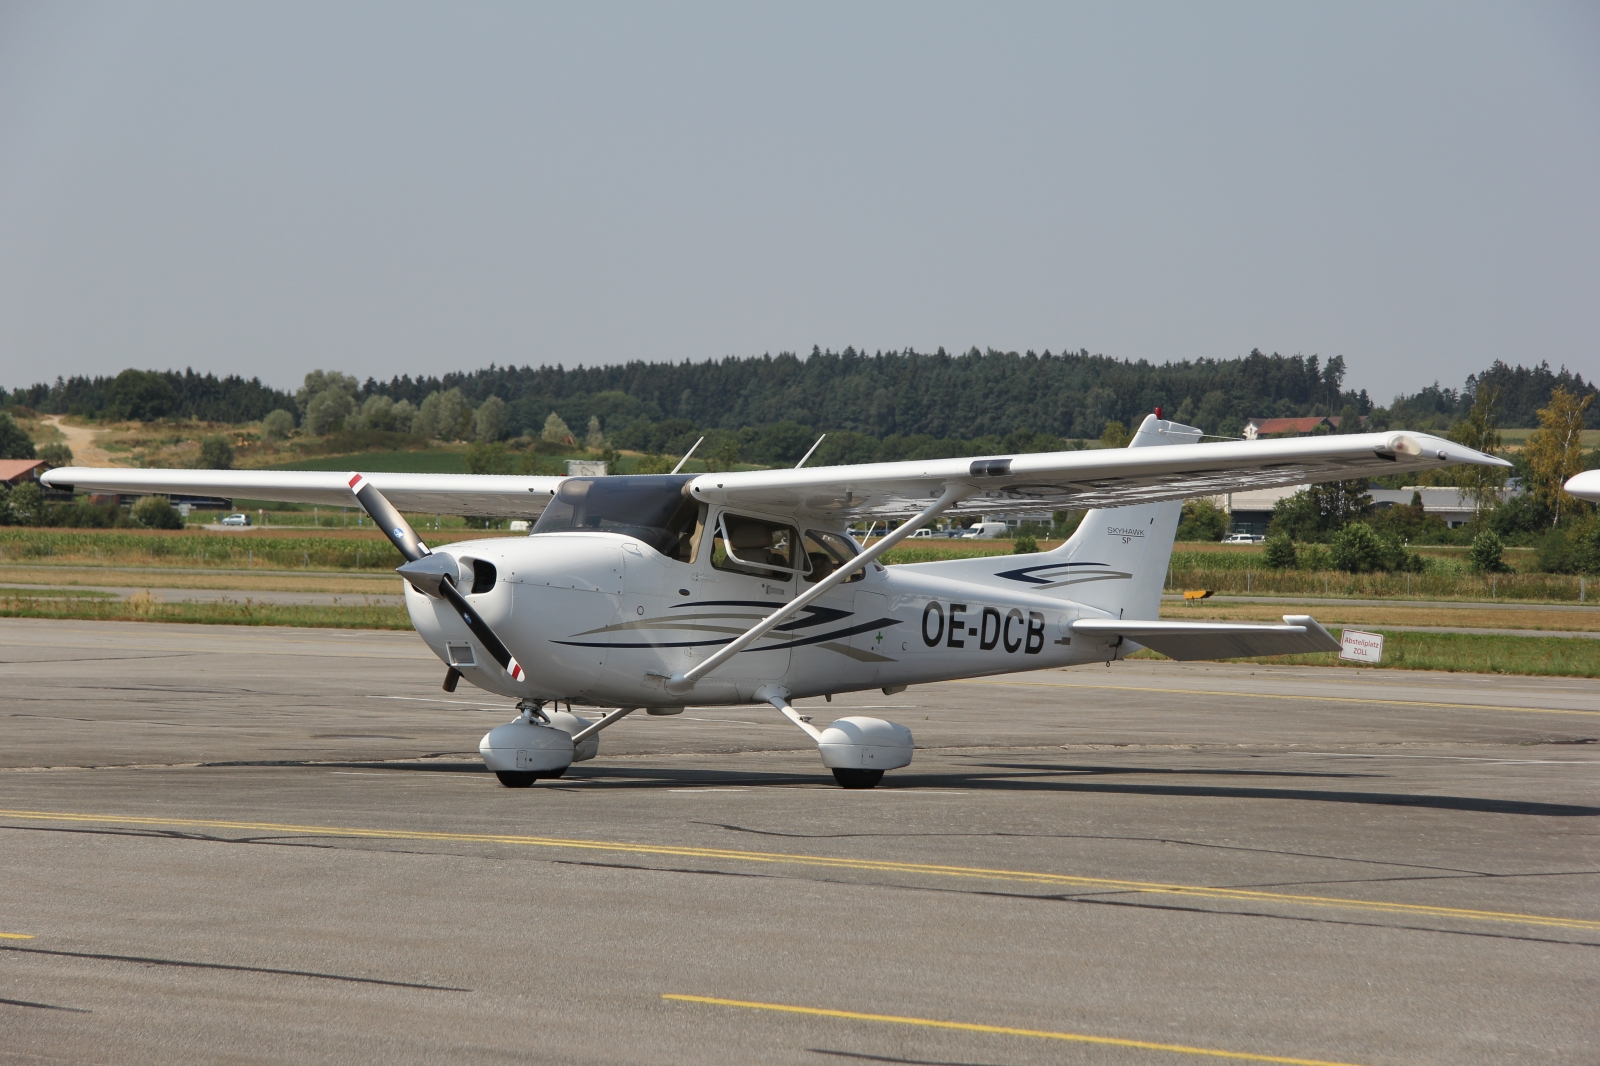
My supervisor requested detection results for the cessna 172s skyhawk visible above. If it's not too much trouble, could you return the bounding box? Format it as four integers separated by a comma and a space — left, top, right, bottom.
43, 414, 1505, 788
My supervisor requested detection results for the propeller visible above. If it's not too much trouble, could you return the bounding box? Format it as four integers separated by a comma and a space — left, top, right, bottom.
347, 473, 525, 683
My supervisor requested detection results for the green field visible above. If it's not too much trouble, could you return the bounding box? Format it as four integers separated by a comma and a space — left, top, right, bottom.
0, 528, 427, 570
266, 449, 471, 473
259, 448, 765, 476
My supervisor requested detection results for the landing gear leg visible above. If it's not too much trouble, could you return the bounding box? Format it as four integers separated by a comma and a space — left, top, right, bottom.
757, 685, 910, 790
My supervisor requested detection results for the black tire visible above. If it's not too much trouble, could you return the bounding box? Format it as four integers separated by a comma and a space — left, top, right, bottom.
495, 770, 538, 788
832, 768, 884, 789
546, 765, 568, 779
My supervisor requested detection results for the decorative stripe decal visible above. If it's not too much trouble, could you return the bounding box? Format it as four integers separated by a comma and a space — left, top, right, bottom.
553, 617, 900, 653
993, 561, 1119, 585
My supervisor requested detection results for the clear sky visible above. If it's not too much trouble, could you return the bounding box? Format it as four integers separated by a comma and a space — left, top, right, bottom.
1, 2, 1596, 404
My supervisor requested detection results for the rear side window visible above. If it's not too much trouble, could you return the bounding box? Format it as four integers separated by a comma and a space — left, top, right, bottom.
802, 530, 865, 583
712, 513, 800, 580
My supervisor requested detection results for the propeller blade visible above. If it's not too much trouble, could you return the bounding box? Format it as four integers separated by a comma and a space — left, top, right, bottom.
349, 473, 525, 683
347, 472, 430, 563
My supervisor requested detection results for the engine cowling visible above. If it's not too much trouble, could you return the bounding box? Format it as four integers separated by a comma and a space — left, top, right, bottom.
816, 716, 913, 771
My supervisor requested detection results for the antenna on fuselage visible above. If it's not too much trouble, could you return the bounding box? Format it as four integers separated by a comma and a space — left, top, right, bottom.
794, 434, 827, 469
670, 437, 705, 475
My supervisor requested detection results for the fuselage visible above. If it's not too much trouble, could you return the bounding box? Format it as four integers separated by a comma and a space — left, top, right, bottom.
406, 519, 1125, 708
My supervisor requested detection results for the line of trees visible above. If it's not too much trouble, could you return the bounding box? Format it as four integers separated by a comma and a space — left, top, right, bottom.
5, 352, 1594, 463
354, 347, 1378, 442
3, 369, 294, 423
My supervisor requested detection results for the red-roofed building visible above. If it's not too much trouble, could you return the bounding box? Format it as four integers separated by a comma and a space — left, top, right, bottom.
1242, 416, 1356, 440
0, 459, 47, 486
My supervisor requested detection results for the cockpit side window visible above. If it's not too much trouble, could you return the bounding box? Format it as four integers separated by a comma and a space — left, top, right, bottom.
803, 530, 865, 583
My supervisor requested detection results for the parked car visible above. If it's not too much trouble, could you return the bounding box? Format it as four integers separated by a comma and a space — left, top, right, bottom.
1221, 532, 1263, 544
220, 513, 252, 526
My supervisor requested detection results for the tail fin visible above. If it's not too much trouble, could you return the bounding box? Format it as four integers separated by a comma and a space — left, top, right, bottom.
1045, 415, 1201, 618
896, 415, 1204, 618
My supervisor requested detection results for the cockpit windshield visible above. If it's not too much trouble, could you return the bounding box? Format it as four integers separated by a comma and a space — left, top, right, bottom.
530, 475, 701, 561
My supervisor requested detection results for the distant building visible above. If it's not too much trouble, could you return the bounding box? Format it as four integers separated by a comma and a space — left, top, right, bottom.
1210, 486, 1305, 537
1241, 416, 1356, 440
986, 512, 1053, 530
1210, 483, 1509, 536
1368, 487, 1491, 529
0, 459, 47, 486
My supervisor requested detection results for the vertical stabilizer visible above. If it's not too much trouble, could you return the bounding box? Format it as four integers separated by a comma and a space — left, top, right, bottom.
1046, 415, 1202, 619
886, 414, 1206, 617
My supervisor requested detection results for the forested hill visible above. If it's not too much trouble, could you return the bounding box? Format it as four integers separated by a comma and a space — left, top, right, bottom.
1390, 360, 1597, 429
4, 349, 1593, 438
369, 348, 1371, 441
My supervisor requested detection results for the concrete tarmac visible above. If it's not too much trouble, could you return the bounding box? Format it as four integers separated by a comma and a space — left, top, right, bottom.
1, 618, 1597, 1065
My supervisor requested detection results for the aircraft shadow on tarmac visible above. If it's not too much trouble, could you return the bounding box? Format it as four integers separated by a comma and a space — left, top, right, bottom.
311, 758, 1600, 818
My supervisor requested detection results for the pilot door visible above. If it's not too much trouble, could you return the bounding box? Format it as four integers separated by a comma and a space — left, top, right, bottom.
683, 509, 798, 681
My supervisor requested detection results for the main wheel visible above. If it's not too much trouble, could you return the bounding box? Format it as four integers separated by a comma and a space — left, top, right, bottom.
832, 768, 884, 789
546, 766, 567, 779
495, 770, 538, 788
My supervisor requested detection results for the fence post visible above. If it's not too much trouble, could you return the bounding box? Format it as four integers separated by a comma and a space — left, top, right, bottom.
1582, 576, 1586, 604
1491, 573, 1496, 600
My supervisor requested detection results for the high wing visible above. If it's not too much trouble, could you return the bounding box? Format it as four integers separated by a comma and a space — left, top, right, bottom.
39, 468, 564, 519
41, 416, 1506, 519
684, 418, 1509, 518
1072, 616, 1342, 660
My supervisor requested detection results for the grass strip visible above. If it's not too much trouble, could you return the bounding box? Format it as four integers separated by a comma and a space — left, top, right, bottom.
1130, 627, 1600, 678
1165, 565, 1585, 603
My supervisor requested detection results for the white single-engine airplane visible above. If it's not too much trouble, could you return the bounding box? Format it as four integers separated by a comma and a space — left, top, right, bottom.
44, 414, 1506, 788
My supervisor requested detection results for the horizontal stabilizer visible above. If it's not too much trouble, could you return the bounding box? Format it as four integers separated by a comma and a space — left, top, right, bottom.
1072, 614, 1341, 661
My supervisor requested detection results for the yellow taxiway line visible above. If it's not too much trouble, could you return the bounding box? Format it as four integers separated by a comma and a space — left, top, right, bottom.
957, 678, 1600, 718
663, 994, 1366, 1066
0, 932, 34, 940
3, 808, 1596, 932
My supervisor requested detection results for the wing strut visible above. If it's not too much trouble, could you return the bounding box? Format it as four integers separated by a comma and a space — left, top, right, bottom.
346, 472, 526, 683
670, 437, 705, 475
665, 483, 970, 694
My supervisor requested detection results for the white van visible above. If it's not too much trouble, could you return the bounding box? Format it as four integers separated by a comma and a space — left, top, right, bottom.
960, 521, 1009, 540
